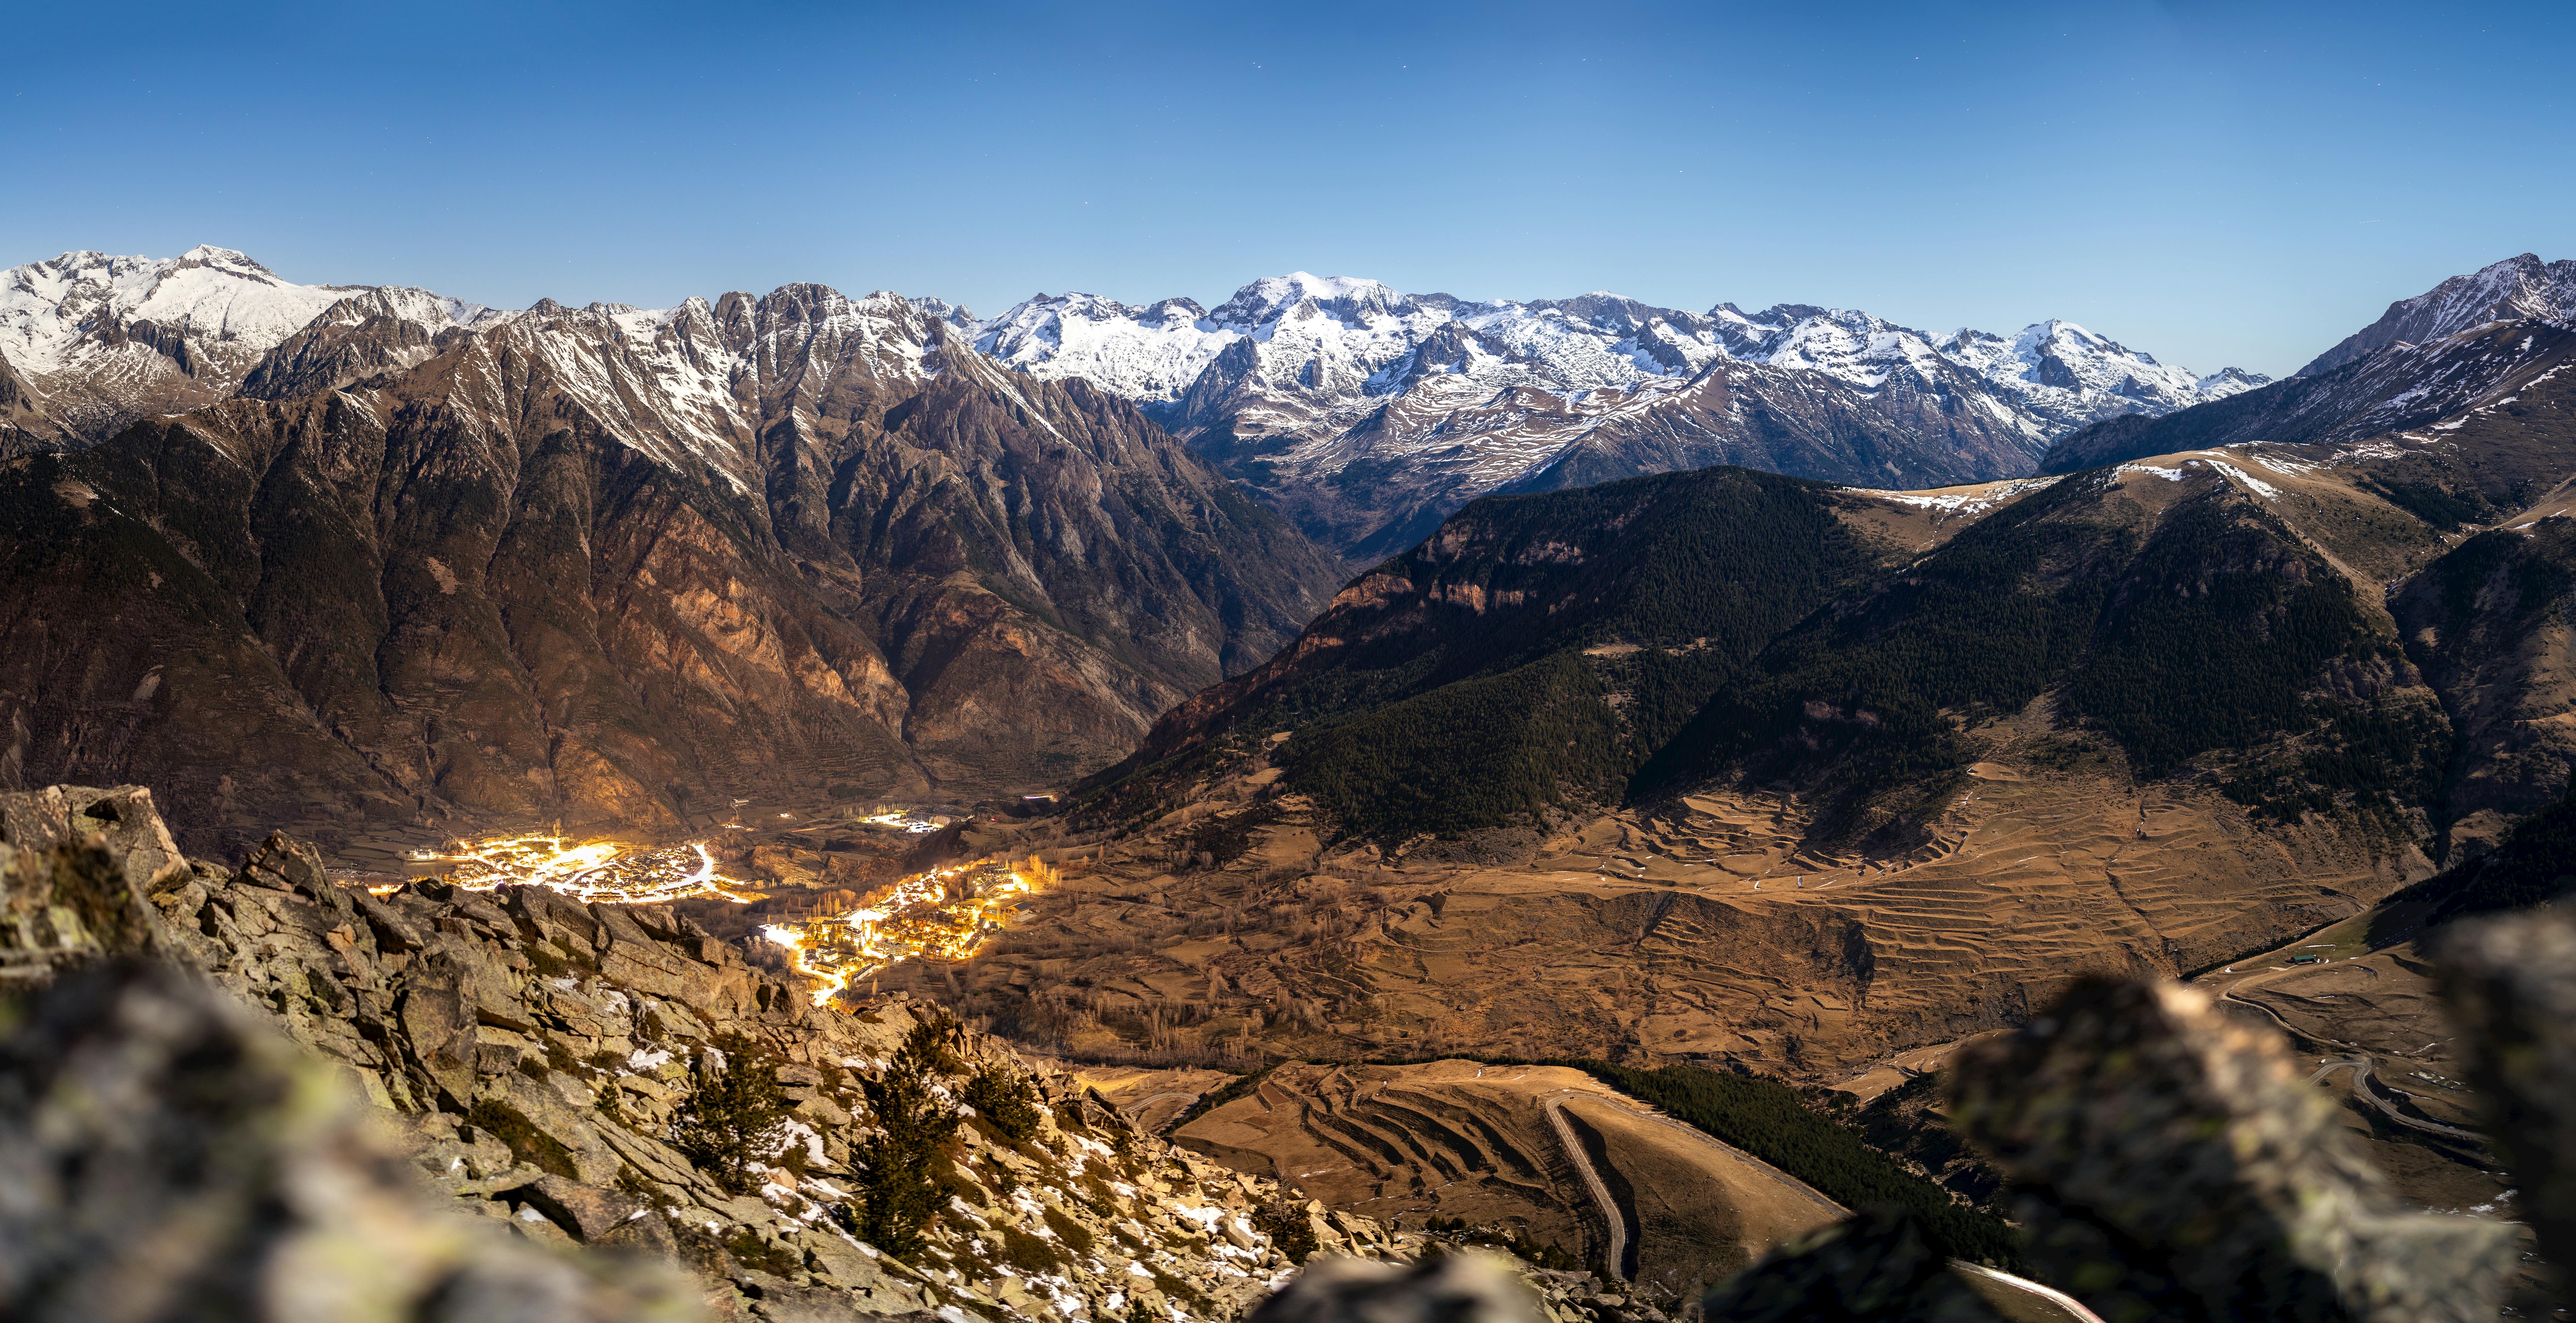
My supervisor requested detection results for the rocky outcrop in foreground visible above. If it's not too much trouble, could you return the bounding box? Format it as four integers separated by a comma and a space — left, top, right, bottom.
0, 958, 700, 1322
0, 785, 1463, 1322
1947, 978, 2512, 1322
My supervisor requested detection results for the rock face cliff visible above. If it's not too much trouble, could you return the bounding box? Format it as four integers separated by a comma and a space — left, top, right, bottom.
0, 285, 1342, 855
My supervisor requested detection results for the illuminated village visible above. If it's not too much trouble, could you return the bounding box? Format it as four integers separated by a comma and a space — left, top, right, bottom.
762, 854, 1060, 1005
400, 827, 1058, 1005
402, 833, 760, 903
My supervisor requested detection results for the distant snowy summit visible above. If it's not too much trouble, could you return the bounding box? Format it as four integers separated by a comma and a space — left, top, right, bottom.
968, 271, 2268, 552
0, 246, 495, 442
972, 271, 2268, 440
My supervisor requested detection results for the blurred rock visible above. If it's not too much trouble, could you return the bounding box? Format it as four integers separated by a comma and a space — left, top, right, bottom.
0, 958, 700, 1323
1947, 977, 2511, 1323
2436, 911, 2576, 1291
0, 786, 177, 984
1695, 1206, 2007, 1322
0, 783, 192, 898
1250, 1251, 1546, 1323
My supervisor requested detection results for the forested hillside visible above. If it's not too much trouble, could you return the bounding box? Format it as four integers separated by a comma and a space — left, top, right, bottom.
1074, 466, 1894, 839
1085, 426, 2564, 872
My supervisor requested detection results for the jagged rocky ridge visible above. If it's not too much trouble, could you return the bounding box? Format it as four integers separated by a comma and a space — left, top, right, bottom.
2300, 252, 2576, 378
0, 275, 1342, 855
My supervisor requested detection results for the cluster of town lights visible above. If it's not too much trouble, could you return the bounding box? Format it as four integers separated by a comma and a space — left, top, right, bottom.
403, 834, 762, 903
401, 833, 1057, 1007
762, 854, 1059, 1005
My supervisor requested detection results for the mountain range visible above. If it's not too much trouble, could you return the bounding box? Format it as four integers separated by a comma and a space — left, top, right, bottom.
4, 248, 2265, 558
0, 261, 1341, 854
8, 238, 2576, 1320
978, 274, 2266, 556
4, 244, 2567, 862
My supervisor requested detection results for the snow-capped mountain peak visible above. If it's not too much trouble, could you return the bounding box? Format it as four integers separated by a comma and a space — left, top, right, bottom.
1209, 272, 1410, 330
906, 294, 978, 332
0, 246, 386, 437
0, 247, 357, 377
3, 243, 2285, 566
964, 270, 2267, 551
975, 290, 1235, 402
2302, 252, 2576, 376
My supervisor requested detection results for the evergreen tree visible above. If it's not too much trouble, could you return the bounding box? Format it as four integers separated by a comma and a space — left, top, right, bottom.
963, 1062, 1044, 1142
840, 1015, 966, 1255
672, 1034, 791, 1196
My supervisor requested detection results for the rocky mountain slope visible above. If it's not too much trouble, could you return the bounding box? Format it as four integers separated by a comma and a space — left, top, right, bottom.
2040, 315, 2576, 481
0, 279, 1342, 856
977, 273, 2265, 557
2301, 252, 2576, 377
0, 782, 1503, 1323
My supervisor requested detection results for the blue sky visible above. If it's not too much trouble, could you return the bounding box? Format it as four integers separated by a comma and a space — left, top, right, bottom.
6, 0, 2569, 377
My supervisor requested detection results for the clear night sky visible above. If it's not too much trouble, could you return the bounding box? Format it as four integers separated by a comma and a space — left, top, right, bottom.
7, 0, 2570, 377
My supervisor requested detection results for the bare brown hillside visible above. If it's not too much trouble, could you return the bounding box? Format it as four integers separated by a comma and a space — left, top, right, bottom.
887, 741, 2424, 1081
1165, 1060, 1844, 1302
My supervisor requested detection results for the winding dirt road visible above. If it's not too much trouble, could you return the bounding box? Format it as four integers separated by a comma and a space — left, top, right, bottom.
2307, 1056, 2482, 1141
1541, 1097, 1629, 1283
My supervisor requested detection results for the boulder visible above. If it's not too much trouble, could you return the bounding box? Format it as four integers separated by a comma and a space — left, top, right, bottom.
0, 958, 698, 1323
0, 784, 192, 898
1948, 976, 2513, 1323
1, 824, 171, 984
2436, 912, 2576, 1292
1252, 1252, 1545, 1323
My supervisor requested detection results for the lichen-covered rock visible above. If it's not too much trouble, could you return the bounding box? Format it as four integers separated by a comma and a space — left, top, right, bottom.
2435, 911, 2576, 1292
1947, 977, 2512, 1323
0, 957, 698, 1322
0, 785, 181, 982
1248, 1252, 1545, 1323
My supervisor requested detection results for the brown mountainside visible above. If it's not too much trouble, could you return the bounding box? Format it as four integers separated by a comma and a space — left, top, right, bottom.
935, 401, 2576, 1081
0, 288, 1341, 855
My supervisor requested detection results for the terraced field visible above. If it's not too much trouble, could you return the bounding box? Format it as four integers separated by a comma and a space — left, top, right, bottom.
911, 722, 2427, 1081
1166, 1060, 1845, 1304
